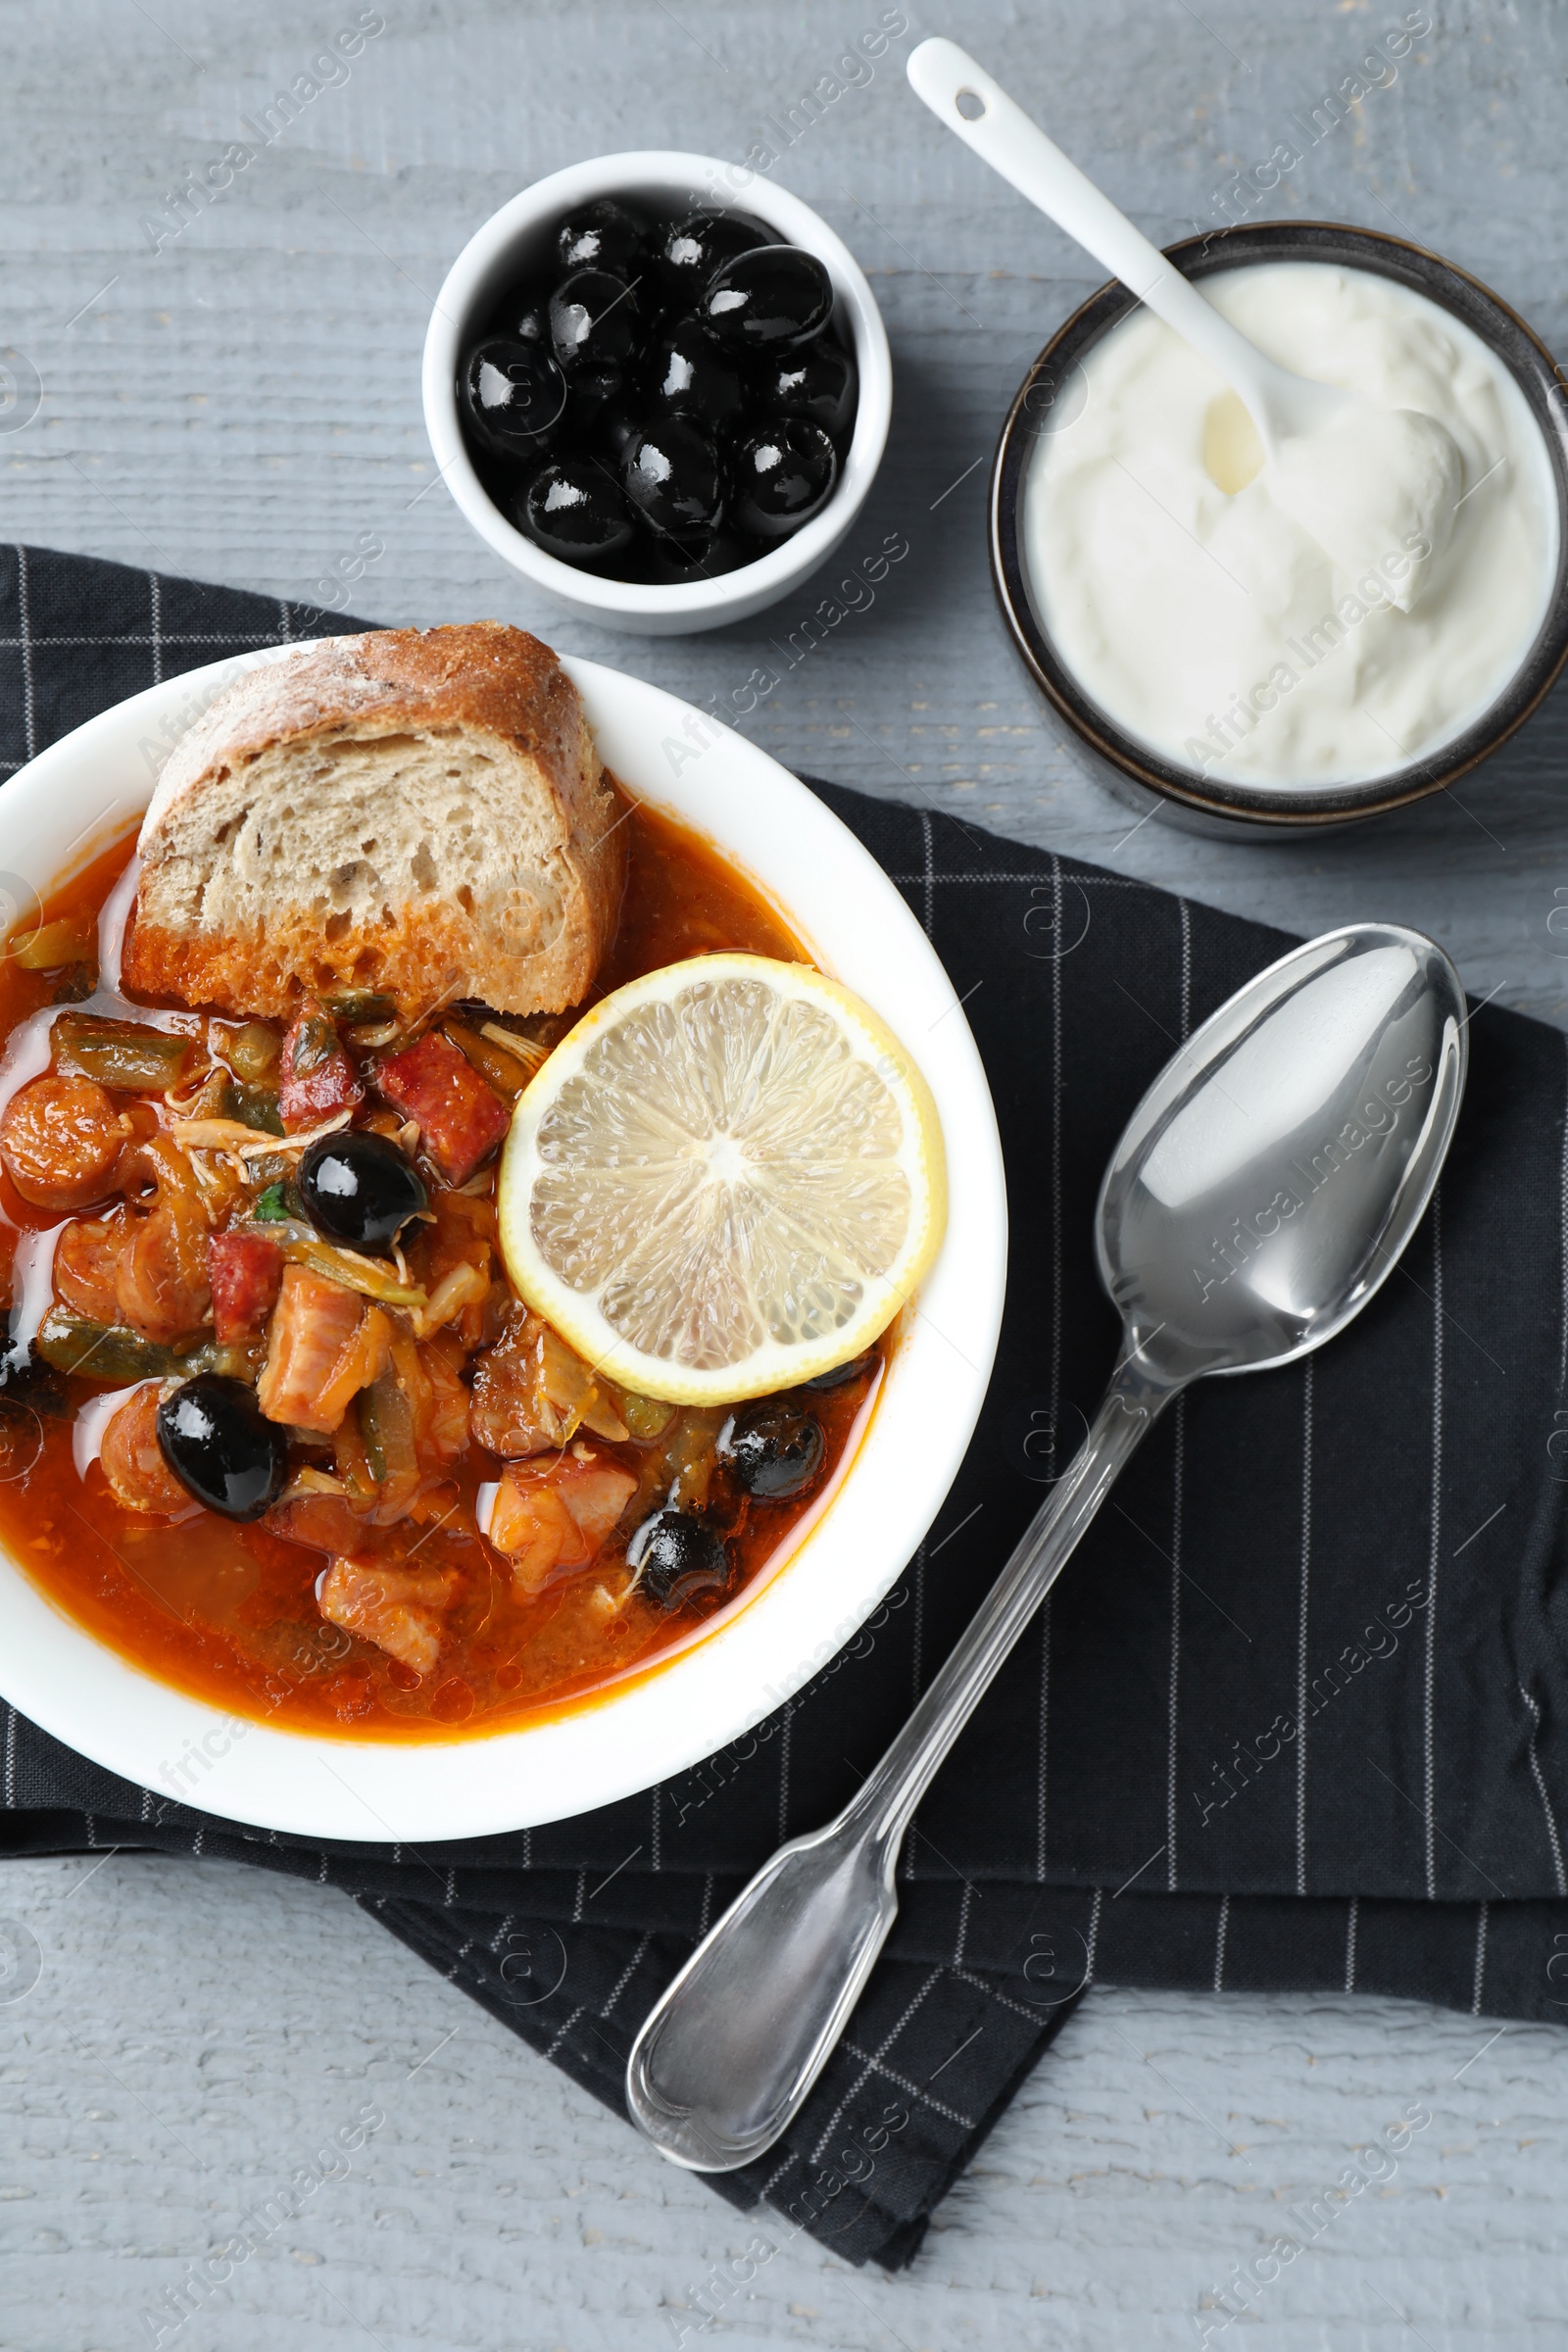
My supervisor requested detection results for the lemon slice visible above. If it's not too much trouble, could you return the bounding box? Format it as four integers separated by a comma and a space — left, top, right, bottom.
497, 954, 947, 1405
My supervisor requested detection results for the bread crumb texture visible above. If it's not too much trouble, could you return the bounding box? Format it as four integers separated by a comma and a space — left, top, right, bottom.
123, 622, 626, 1020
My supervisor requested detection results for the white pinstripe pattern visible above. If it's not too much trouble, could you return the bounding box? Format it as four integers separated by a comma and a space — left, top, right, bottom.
445, 1936, 474, 1982
16, 547, 35, 760
277, 597, 294, 643
887, 871, 1155, 889
147, 570, 162, 683
777, 1700, 794, 1840
1212, 1892, 1230, 1992
1177, 899, 1192, 1030
808, 1965, 944, 2160
571, 1868, 586, 1924
488, 1911, 517, 1953
3, 1705, 15, 1808
837, 2041, 975, 2130
1166, 906, 1192, 1895
0, 630, 286, 648
1296, 1355, 1314, 1895
1166, 1393, 1186, 1891
910, 1540, 926, 1700
1471, 1902, 1490, 2015
918, 809, 934, 938
1423, 1190, 1445, 1900
546, 2002, 586, 2060
953, 1880, 973, 1967
1085, 1886, 1103, 1984
650, 1784, 662, 1872
1560, 1032, 1568, 1387
1520, 1687, 1567, 1894
1035, 857, 1066, 1883
697, 1873, 713, 1936
950, 1965, 1052, 2025
1034, 1608, 1050, 1882
601, 1933, 652, 2020
1345, 1894, 1359, 1992
1053, 856, 1067, 1430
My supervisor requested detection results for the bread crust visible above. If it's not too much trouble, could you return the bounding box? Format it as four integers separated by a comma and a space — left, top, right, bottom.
123, 622, 626, 1022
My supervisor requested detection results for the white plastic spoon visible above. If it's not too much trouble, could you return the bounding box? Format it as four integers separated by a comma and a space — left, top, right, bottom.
906, 35, 1461, 605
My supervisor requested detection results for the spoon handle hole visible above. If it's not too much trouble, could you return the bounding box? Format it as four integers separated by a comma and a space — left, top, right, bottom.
956, 87, 987, 119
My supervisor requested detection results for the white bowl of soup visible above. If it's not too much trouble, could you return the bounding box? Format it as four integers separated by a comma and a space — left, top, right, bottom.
0, 646, 1004, 1839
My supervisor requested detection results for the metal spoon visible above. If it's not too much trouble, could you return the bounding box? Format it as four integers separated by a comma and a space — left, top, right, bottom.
625, 922, 1467, 2171
904, 36, 1463, 602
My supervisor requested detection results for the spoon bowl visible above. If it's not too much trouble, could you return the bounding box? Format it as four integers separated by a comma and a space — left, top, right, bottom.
625, 922, 1467, 2172
905, 37, 1464, 603
1102, 924, 1467, 1383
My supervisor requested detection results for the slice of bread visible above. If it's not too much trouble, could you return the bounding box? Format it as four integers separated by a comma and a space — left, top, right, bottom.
122, 622, 625, 1022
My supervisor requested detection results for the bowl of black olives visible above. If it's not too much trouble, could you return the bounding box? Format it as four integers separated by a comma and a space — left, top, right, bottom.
423, 152, 892, 635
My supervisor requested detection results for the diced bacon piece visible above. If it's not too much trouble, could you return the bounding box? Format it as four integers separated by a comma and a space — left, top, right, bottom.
55, 1213, 129, 1324
266, 1488, 367, 1555
208, 1231, 283, 1344
558, 1451, 641, 1548
257, 1264, 391, 1434
375, 1031, 510, 1185
98, 1384, 190, 1517
0, 1073, 125, 1211
486, 1445, 638, 1595
317, 1555, 458, 1674
278, 998, 364, 1132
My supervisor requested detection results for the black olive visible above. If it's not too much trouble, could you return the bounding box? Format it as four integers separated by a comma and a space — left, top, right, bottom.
556, 196, 647, 279
622, 418, 723, 541
642, 526, 750, 584
645, 315, 745, 427
487, 282, 551, 348
458, 337, 567, 459
802, 1349, 877, 1392
564, 359, 627, 433
549, 268, 642, 372
629, 1509, 733, 1608
719, 1400, 824, 1499
756, 336, 858, 439
730, 419, 838, 542
156, 1375, 287, 1523
299, 1130, 427, 1257
596, 399, 644, 464
652, 209, 772, 306
700, 246, 834, 353
518, 456, 637, 564
515, 293, 551, 347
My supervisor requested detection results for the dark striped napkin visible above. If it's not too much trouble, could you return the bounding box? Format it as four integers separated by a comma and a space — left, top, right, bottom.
3, 546, 1568, 2272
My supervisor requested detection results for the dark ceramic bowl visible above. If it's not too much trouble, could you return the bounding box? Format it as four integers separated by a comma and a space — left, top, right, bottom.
990, 220, 1568, 834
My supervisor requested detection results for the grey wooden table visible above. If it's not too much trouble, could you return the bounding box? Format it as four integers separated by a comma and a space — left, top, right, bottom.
4, 3, 1568, 2345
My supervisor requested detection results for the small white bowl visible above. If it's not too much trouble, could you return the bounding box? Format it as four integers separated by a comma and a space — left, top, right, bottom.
0, 645, 1004, 1840
422, 151, 894, 636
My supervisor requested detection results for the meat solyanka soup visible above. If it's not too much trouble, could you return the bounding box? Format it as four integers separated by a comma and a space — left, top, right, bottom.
0, 805, 888, 1740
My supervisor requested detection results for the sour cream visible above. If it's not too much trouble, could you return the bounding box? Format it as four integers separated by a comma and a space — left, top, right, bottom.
1022, 262, 1558, 789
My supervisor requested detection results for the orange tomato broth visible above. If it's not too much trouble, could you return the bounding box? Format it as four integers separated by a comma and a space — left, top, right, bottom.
0, 793, 890, 1742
